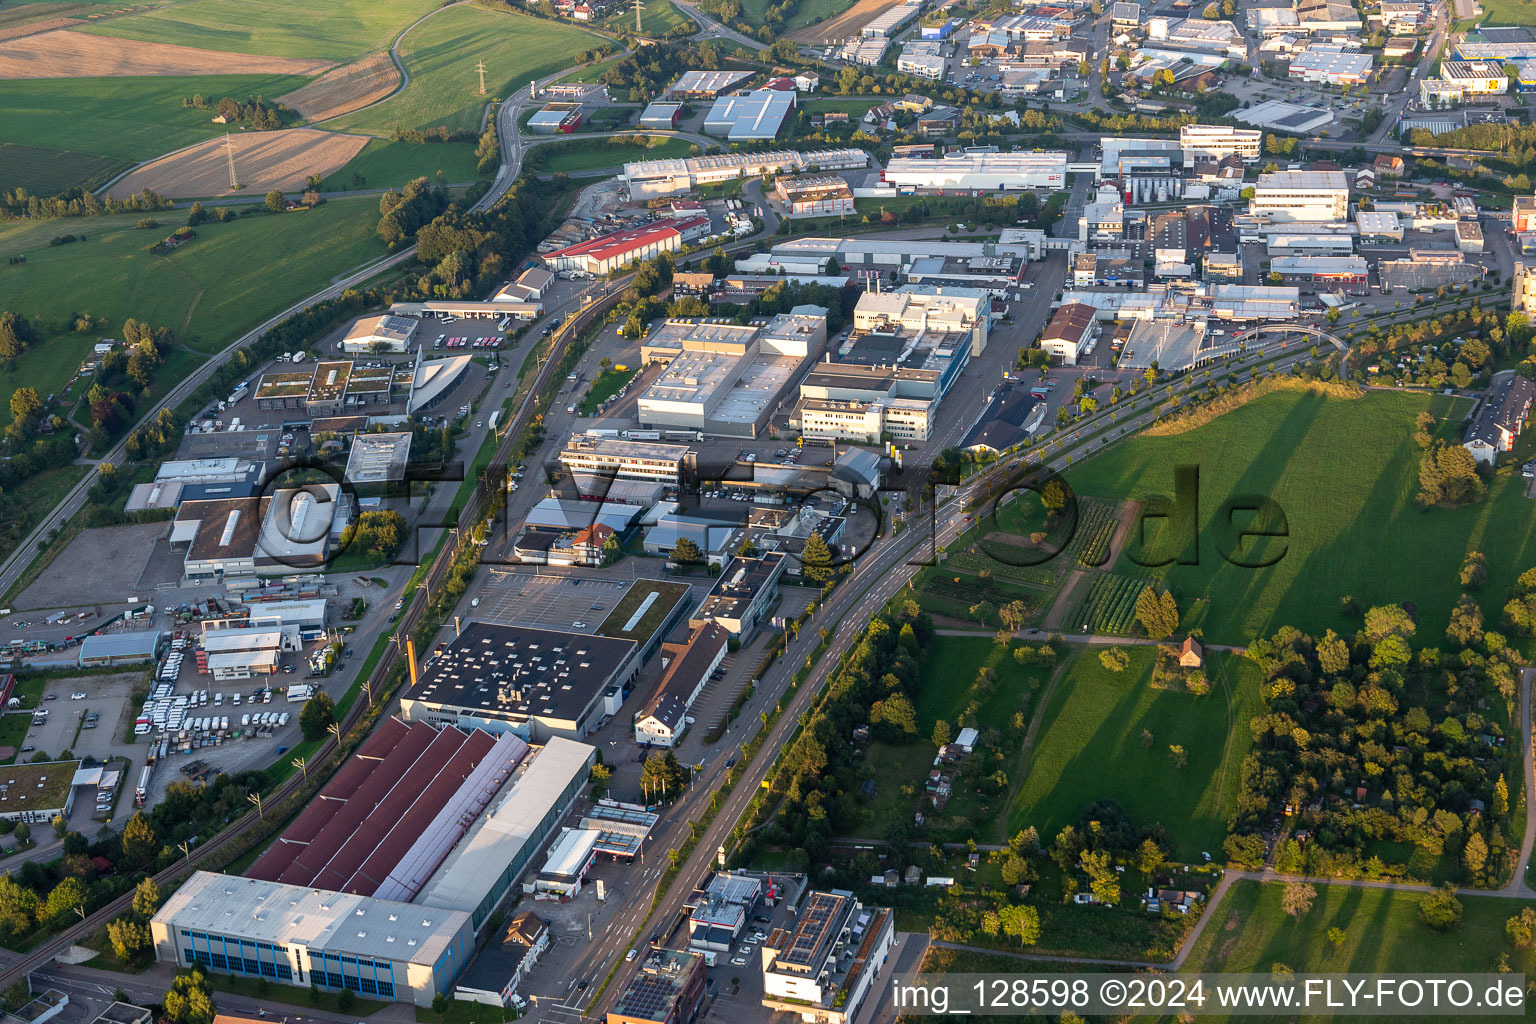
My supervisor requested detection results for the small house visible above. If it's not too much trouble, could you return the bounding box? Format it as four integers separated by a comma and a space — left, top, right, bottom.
1178, 637, 1203, 668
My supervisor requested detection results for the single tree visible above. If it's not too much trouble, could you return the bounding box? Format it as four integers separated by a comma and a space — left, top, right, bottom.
1417, 885, 1463, 931
264, 190, 286, 212
298, 691, 336, 742
671, 536, 703, 564
1099, 647, 1130, 672
1281, 881, 1316, 918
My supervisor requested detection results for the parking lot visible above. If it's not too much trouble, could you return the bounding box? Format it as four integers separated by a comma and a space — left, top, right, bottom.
478, 573, 637, 634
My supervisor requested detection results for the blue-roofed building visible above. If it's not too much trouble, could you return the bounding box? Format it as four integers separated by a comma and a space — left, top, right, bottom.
921, 17, 964, 39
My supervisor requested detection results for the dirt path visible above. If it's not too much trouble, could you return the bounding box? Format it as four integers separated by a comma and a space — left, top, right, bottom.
1040, 500, 1140, 632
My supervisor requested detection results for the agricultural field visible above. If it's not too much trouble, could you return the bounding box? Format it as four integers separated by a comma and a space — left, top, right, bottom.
320, 138, 482, 191
1070, 571, 1151, 635
277, 52, 399, 122
604, 0, 696, 37
1181, 880, 1536, 985
78, 0, 443, 62
325, 8, 604, 136
1063, 389, 1496, 646
0, 197, 387, 358
106, 128, 369, 199
784, 0, 899, 39
1006, 647, 1262, 861
532, 136, 697, 174
0, 73, 313, 193
0, 28, 330, 78
913, 569, 1039, 624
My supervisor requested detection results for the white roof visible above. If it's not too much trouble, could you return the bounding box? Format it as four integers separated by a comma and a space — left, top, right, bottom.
206, 649, 278, 670
201, 628, 287, 653
413, 737, 594, 914
153, 870, 468, 967
540, 828, 601, 879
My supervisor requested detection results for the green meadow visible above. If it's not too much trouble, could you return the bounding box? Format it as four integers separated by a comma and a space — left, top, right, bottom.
79, 0, 443, 61
1061, 389, 1510, 646
1006, 647, 1262, 861
0, 198, 387, 358
0, 75, 313, 193
325, 8, 604, 136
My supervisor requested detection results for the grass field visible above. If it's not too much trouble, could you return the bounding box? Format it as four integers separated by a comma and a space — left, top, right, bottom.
1476, 0, 1536, 25
741, 0, 857, 31
1061, 389, 1499, 646
846, 636, 1051, 839
800, 98, 878, 115
326, 8, 603, 136
604, 0, 695, 36
579, 365, 640, 413
533, 136, 697, 173
80, 0, 443, 61
321, 138, 482, 190
1183, 880, 1536, 988
0, 198, 387, 356
0, 74, 314, 193
1006, 647, 1261, 861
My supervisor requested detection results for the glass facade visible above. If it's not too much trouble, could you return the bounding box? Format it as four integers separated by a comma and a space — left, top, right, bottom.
180, 930, 396, 999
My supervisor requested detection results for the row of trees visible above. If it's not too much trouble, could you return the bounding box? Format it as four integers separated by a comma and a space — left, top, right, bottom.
337, 509, 409, 561
181, 93, 291, 130
0, 186, 172, 222
0, 311, 38, 359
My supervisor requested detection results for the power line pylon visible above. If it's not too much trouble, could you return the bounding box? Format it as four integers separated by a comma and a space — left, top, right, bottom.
475, 59, 488, 96
634, 0, 643, 33
224, 134, 240, 190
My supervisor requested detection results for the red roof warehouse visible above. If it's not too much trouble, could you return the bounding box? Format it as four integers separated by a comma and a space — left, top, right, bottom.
543, 216, 710, 275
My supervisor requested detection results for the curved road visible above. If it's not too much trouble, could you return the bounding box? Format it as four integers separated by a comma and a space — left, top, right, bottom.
0, 54, 597, 600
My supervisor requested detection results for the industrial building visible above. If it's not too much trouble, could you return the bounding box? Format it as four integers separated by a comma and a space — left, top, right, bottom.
1355, 210, 1404, 242
639, 101, 684, 130
880, 151, 1069, 191
789, 289, 985, 442
1440, 60, 1510, 95
667, 70, 753, 99
635, 308, 829, 438
607, 948, 706, 1024
688, 872, 762, 953
246, 598, 328, 630
199, 625, 300, 680
1270, 255, 1370, 293
1465, 373, 1536, 464
633, 622, 729, 746
1287, 47, 1373, 85
756, 233, 1045, 277
773, 173, 855, 217
759, 890, 894, 1024
559, 435, 694, 492
340, 314, 418, 354
862, 0, 921, 35
690, 552, 787, 638
1249, 170, 1350, 224
1039, 303, 1098, 365
0, 760, 84, 823
622, 149, 867, 198
1115, 319, 1210, 372
151, 870, 476, 1007
252, 358, 412, 415
78, 631, 163, 668
528, 102, 583, 134
959, 383, 1045, 454
345, 432, 413, 485
400, 622, 639, 741
703, 90, 796, 141
1178, 124, 1262, 165
544, 217, 710, 276
154, 729, 594, 1007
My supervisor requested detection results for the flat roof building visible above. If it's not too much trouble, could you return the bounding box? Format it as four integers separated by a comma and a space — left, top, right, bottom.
881, 151, 1069, 191
690, 552, 787, 639
151, 870, 475, 1007
0, 759, 83, 823
623, 150, 868, 198
703, 90, 796, 141
560, 435, 693, 491
760, 890, 894, 1024
345, 432, 412, 485
545, 217, 710, 276
78, 631, 162, 668
1179, 124, 1262, 165
774, 173, 855, 217
608, 948, 706, 1024
1250, 169, 1350, 224
668, 70, 753, 98
639, 101, 684, 130
1288, 47, 1373, 84
400, 622, 639, 741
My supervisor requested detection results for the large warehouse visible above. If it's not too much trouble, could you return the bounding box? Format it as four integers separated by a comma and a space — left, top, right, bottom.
881, 151, 1069, 191
152, 727, 596, 1005
622, 149, 869, 198
152, 871, 475, 1007
400, 622, 640, 740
